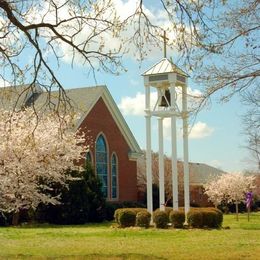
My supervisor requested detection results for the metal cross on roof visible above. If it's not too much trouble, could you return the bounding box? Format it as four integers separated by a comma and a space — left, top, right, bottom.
160, 30, 169, 58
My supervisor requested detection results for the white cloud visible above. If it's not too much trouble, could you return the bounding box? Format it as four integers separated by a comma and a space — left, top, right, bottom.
42, 0, 182, 65
163, 119, 213, 140
118, 91, 157, 116
189, 121, 214, 139
3, 0, 196, 71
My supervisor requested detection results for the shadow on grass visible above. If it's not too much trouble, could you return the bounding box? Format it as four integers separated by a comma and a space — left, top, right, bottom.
1, 254, 166, 260
15, 221, 113, 229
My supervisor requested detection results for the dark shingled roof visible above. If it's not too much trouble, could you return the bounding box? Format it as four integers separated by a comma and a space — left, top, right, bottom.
0, 84, 42, 110
33, 85, 105, 115
0, 85, 142, 157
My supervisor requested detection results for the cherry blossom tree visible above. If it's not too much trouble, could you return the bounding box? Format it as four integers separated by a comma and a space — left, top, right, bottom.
204, 173, 255, 220
0, 108, 87, 225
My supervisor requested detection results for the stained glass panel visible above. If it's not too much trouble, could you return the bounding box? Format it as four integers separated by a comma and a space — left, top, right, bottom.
96, 135, 108, 198
111, 154, 117, 199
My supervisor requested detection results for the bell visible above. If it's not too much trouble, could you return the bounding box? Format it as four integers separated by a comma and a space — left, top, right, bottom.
159, 89, 171, 107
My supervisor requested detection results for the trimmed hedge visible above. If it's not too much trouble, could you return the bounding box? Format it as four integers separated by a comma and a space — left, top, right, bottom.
117, 209, 136, 227
211, 208, 223, 226
169, 210, 185, 228
164, 207, 173, 222
114, 208, 149, 228
187, 207, 223, 228
203, 208, 223, 228
187, 210, 203, 228
153, 210, 168, 229
114, 207, 223, 229
136, 211, 151, 228
104, 201, 145, 221
114, 208, 146, 224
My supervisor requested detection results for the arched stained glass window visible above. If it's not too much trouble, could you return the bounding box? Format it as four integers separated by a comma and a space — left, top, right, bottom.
111, 154, 118, 199
96, 135, 108, 198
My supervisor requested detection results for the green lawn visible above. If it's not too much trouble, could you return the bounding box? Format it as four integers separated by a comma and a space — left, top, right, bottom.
0, 213, 260, 260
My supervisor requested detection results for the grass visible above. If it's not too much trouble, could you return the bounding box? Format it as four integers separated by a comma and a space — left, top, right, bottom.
0, 213, 260, 259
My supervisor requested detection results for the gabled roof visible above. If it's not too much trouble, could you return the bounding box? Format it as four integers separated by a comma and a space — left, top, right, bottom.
0, 84, 142, 157
0, 84, 42, 110
189, 162, 224, 185
35, 86, 142, 157
34, 85, 104, 114
142, 58, 188, 77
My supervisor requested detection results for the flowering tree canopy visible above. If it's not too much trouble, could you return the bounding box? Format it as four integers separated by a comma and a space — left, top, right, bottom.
0, 108, 87, 214
0, 0, 258, 114
204, 173, 255, 207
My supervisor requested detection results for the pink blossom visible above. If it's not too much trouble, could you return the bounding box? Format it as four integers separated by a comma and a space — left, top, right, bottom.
0, 109, 88, 213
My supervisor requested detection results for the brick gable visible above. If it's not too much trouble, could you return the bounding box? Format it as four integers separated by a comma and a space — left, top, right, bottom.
79, 97, 137, 201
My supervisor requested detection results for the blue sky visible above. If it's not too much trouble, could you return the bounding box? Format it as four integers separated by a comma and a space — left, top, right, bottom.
1, 0, 253, 172
35, 0, 252, 173
54, 53, 250, 173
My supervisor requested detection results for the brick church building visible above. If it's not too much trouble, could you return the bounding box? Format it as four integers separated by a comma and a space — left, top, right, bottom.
67, 86, 142, 202
0, 85, 142, 202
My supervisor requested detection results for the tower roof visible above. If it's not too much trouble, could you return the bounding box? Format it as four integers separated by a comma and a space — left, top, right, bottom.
142, 58, 188, 77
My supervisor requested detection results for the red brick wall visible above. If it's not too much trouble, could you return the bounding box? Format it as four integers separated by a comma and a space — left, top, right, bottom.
79, 97, 137, 202
190, 185, 213, 207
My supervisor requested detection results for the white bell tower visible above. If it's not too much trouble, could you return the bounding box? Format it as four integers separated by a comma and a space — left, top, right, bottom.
142, 33, 190, 216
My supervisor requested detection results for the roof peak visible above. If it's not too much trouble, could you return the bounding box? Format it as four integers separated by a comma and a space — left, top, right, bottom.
142, 58, 188, 77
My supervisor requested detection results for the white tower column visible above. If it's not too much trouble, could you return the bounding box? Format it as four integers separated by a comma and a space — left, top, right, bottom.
142, 52, 190, 216
182, 85, 190, 215
158, 117, 165, 211
170, 84, 178, 210
145, 85, 153, 214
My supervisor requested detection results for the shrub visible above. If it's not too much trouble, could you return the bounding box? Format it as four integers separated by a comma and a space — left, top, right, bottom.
213, 208, 223, 227
117, 209, 136, 228
0, 211, 10, 226
114, 208, 123, 224
153, 210, 168, 229
131, 208, 148, 215
104, 202, 123, 221
187, 210, 203, 228
35, 163, 105, 225
187, 208, 223, 228
169, 210, 185, 228
106, 201, 145, 221
164, 207, 173, 222
114, 208, 147, 225
136, 211, 151, 228
204, 208, 223, 228
201, 210, 218, 228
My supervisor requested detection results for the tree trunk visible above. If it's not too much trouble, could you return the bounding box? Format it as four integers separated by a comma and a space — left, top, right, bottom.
12, 211, 20, 226
235, 201, 239, 221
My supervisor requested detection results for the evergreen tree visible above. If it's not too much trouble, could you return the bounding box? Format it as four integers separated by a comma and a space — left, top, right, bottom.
37, 163, 105, 224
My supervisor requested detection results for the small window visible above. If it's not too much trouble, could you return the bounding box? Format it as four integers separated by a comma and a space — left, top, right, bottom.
111, 154, 118, 199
